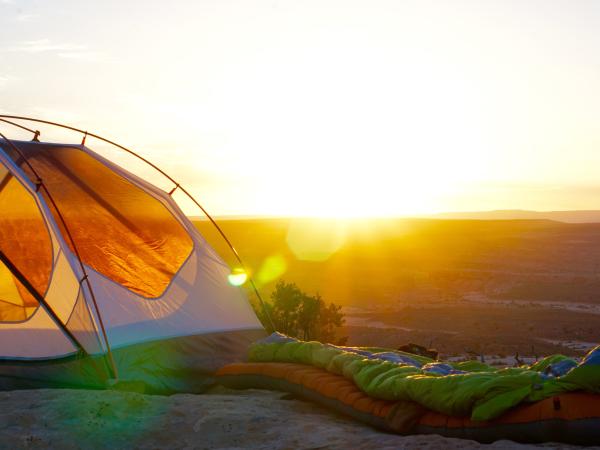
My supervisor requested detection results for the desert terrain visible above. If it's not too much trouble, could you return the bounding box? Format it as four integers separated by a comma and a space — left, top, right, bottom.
195, 217, 600, 359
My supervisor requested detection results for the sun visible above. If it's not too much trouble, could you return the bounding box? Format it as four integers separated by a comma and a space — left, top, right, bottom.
177, 42, 491, 218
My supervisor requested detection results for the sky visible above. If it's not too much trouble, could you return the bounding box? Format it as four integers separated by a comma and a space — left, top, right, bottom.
1, 0, 600, 217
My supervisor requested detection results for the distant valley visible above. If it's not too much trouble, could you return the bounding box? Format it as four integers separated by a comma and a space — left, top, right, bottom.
194, 217, 600, 357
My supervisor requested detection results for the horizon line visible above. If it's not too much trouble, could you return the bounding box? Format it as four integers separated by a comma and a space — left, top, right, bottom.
187, 209, 600, 221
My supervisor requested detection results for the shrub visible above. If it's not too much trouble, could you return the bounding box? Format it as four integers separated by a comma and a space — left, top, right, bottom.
257, 280, 346, 344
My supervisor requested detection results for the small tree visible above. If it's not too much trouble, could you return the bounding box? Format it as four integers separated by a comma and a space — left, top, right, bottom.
296, 293, 321, 340
269, 280, 303, 336
318, 300, 346, 344
259, 280, 346, 344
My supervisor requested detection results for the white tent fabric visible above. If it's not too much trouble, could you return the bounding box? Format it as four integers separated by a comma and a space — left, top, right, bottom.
0, 147, 78, 359
0, 138, 264, 390
76, 145, 263, 350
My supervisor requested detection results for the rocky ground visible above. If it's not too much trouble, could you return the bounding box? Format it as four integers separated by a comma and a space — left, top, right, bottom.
0, 387, 596, 450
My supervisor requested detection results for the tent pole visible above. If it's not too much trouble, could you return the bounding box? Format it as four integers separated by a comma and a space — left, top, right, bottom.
0, 132, 119, 380
0, 249, 88, 356
0, 172, 12, 195
0, 118, 40, 137
0, 115, 277, 332
177, 184, 277, 332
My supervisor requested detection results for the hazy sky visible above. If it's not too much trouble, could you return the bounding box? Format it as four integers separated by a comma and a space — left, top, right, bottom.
1, 0, 599, 216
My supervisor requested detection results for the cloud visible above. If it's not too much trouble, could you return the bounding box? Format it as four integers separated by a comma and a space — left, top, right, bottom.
4, 39, 111, 63
15, 13, 38, 22
8, 39, 85, 53
57, 51, 109, 63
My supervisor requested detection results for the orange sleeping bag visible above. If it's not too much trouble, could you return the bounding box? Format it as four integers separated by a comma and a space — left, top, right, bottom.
217, 362, 600, 445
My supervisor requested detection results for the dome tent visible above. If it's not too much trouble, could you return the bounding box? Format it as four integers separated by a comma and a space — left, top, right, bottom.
0, 116, 266, 393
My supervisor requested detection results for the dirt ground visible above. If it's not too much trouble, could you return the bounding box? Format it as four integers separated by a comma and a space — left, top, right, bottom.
0, 387, 596, 450
343, 301, 600, 358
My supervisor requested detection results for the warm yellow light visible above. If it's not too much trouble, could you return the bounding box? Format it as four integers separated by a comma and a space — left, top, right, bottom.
228, 269, 248, 286
286, 219, 347, 261
257, 254, 287, 285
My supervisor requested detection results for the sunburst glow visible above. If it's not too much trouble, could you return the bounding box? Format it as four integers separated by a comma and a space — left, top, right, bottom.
2, 1, 600, 217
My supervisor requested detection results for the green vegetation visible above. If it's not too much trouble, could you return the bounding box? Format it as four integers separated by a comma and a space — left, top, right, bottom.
257, 280, 347, 345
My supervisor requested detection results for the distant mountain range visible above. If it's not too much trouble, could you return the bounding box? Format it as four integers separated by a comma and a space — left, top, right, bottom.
430, 210, 600, 223
190, 210, 600, 224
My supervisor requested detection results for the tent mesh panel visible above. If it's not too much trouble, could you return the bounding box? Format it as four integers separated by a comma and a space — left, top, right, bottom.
3, 142, 193, 298
0, 162, 51, 322
65, 288, 104, 354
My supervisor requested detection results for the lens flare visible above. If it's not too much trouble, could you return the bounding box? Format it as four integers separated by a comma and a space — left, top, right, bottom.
286, 219, 346, 261
228, 269, 248, 286
257, 254, 287, 285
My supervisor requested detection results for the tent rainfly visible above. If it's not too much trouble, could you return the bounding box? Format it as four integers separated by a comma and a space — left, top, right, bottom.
0, 117, 266, 393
